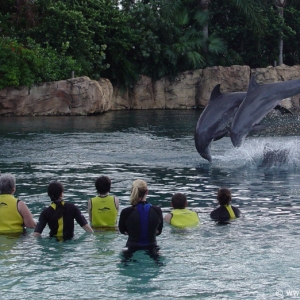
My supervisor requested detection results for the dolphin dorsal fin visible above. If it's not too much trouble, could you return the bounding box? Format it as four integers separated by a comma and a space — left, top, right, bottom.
247, 75, 260, 93
210, 84, 222, 101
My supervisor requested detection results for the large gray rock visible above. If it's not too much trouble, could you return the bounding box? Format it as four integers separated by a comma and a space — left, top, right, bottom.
0, 77, 113, 116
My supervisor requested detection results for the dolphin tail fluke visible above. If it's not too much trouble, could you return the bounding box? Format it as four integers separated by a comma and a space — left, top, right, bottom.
213, 129, 229, 141
274, 105, 293, 115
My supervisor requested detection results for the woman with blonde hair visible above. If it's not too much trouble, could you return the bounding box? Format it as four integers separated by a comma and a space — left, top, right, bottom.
118, 179, 163, 250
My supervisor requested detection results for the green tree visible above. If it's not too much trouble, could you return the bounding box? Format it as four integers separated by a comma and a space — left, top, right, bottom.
0, 37, 81, 89
120, 0, 225, 80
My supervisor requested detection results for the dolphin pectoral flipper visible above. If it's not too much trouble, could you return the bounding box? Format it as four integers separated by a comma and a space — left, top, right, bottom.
250, 124, 266, 132
213, 129, 229, 141
274, 105, 293, 115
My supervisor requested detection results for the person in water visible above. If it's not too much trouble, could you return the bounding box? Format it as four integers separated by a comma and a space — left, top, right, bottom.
118, 179, 163, 249
88, 175, 119, 228
164, 193, 199, 228
0, 173, 36, 233
210, 187, 241, 224
33, 182, 93, 240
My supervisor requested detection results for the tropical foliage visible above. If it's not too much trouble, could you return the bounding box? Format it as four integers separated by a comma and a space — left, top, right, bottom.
0, 0, 300, 89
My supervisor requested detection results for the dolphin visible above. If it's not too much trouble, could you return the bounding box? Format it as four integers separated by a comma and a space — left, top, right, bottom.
230, 76, 299, 147
194, 84, 246, 162
259, 143, 290, 168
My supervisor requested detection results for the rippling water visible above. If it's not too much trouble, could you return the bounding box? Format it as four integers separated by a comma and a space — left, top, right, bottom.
0, 110, 300, 299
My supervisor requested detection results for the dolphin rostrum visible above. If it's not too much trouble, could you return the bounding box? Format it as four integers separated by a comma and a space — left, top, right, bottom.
194, 84, 246, 162
230, 76, 299, 147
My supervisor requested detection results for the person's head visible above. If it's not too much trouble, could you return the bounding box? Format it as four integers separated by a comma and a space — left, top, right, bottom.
171, 193, 187, 209
48, 182, 64, 203
95, 176, 111, 194
130, 179, 148, 206
0, 173, 16, 194
217, 187, 232, 205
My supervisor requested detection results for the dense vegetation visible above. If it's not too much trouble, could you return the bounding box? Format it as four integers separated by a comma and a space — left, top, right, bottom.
0, 0, 300, 89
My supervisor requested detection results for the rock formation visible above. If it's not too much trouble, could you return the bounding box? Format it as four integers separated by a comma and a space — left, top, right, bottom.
1, 65, 300, 116
0, 77, 113, 116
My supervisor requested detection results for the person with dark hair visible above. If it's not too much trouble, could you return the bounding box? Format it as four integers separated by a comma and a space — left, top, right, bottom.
0, 173, 36, 233
164, 193, 199, 228
88, 176, 119, 228
33, 182, 93, 240
210, 187, 241, 224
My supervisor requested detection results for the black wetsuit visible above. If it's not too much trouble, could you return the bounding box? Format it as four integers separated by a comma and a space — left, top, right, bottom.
118, 201, 163, 248
34, 202, 88, 240
210, 205, 241, 223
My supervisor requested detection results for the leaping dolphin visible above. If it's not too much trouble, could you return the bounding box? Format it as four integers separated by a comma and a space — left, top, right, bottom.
194, 84, 246, 162
230, 76, 299, 147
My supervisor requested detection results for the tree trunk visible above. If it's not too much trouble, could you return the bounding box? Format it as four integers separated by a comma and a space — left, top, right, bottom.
200, 0, 211, 52
278, 6, 284, 65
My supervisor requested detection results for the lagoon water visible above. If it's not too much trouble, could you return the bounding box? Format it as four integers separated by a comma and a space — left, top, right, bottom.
0, 110, 300, 299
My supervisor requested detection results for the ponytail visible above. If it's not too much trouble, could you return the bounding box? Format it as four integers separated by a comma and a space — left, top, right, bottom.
130, 179, 147, 206
48, 182, 65, 219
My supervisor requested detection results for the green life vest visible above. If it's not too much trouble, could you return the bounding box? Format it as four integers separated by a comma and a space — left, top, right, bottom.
0, 194, 24, 233
170, 208, 199, 228
91, 195, 118, 227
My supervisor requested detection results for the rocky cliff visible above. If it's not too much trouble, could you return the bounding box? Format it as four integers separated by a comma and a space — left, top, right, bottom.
1, 65, 300, 116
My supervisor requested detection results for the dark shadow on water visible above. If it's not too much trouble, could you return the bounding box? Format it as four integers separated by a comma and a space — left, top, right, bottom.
119, 246, 165, 267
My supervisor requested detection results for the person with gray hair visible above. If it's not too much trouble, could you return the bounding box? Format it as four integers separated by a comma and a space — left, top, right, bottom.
0, 173, 36, 233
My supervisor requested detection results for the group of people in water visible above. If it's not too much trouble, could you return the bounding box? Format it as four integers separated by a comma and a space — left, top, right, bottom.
0, 173, 241, 250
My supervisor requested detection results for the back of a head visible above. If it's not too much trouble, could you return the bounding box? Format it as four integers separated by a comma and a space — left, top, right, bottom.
95, 176, 111, 194
48, 182, 64, 203
130, 179, 147, 206
171, 193, 187, 209
0, 173, 16, 194
217, 187, 232, 206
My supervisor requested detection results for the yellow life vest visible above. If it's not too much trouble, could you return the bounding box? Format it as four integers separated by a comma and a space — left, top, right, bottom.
0, 194, 24, 233
91, 195, 118, 227
224, 204, 236, 219
170, 208, 199, 228
50, 201, 65, 237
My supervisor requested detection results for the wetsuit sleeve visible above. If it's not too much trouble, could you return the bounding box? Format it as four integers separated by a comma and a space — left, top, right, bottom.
73, 204, 88, 227
118, 208, 130, 234
34, 210, 47, 234
153, 206, 163, 236
233, 207, 241, 218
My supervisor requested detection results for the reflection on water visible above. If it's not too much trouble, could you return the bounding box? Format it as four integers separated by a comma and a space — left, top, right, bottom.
0, 110, 300, 299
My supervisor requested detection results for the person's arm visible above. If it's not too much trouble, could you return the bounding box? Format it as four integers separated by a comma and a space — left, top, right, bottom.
17, 200, 36, 228
33, 211, 47, 237
73, 204, 94, 233
114, 196, 119, 211
154, 206, 163, 235
82, 224, 94, 233
118, 208, 128, 234
88, 199, 92, 223
163, 213, 172, 224
233, 206, 241, 218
